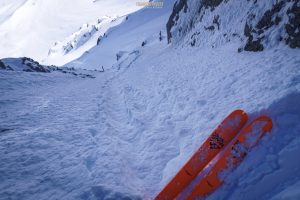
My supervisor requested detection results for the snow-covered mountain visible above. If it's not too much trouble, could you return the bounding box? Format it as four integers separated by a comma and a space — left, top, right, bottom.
0, 0, 300, 200
65, 0, 174, 70
43, 15, 126, 66
0, 57, 97, 79
0, 0, 141, 62
166, 0, 300, 50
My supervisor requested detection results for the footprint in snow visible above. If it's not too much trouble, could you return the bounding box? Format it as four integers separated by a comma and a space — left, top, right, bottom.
88, 128, 98, 137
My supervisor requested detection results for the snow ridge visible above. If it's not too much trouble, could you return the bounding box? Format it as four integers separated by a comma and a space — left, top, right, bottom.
44, 16, 126, 66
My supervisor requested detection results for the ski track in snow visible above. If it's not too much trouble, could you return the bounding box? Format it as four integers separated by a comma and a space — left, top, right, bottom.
1, 43, 300, 200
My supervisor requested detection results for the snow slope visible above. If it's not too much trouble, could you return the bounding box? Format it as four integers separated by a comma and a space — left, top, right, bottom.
0, 0, 27, 24
1, 0, 300, 200
1, 40, 300, 200
0, 0, 141, 61
43, 16, 125, 66
66, 0, 174, 70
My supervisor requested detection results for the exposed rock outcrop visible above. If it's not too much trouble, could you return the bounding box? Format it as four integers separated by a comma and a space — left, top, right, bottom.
166, 0, 300, 52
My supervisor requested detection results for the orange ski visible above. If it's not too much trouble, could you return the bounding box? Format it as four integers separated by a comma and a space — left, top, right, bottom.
185, 116, 273, 200
155, 110, 248, 200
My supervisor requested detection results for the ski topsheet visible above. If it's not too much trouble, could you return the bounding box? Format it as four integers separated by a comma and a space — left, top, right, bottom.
155, 110, 248, 200
185, 116, 273, 199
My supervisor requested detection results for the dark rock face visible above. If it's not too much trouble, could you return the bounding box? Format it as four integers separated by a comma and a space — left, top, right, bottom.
141, 41, 147, 47
204, 15, 220, 31
243, 1, 285, 52
285, 1, 300, 48
213, 15, 220, 30
205, 25, 215, 31
1, 57, 49, 72
243, 0, 300, 51
166, 0, 188, 43
243, 22, 264, 52
0, 60, 13, 71
0, 60, 5, 69
21, 57, 51, 72
256, 1, 284, 30
166, 0, 300, 51
244, 39, 264, 51
1, 57, 96, 78
97, 36, 103, 45
166, 0, 226, 43
202, 0, 223, 8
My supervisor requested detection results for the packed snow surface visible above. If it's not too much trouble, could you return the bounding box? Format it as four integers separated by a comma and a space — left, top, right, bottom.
1, 43, 300, 199
1, 0, 300, 200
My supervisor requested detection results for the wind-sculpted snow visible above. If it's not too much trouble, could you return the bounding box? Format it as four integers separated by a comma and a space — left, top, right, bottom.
1, 41, 299, 199
1, 0, 300, 199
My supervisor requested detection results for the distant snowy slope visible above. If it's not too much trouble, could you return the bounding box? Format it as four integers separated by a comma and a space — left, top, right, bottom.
43, 15, 125, 66
0, 0, 141, 61
66, 0, 175, 70
0, 0, 27, 24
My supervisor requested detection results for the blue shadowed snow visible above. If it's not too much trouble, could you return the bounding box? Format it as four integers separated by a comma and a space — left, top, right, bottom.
1, 0, 300, 199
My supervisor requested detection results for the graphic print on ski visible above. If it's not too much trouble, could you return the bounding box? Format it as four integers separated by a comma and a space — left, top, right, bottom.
185, 116, 273, 200
155, 110, 248, 200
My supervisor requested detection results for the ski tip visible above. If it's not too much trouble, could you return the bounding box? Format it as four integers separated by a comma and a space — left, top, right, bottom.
233, 109, 246, 114
232, 109, 248, 117
254, 115, 273, 133
231, 109, 248, 122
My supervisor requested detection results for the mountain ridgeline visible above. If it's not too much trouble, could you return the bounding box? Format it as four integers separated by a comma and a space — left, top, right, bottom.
166, 0, 300, 51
